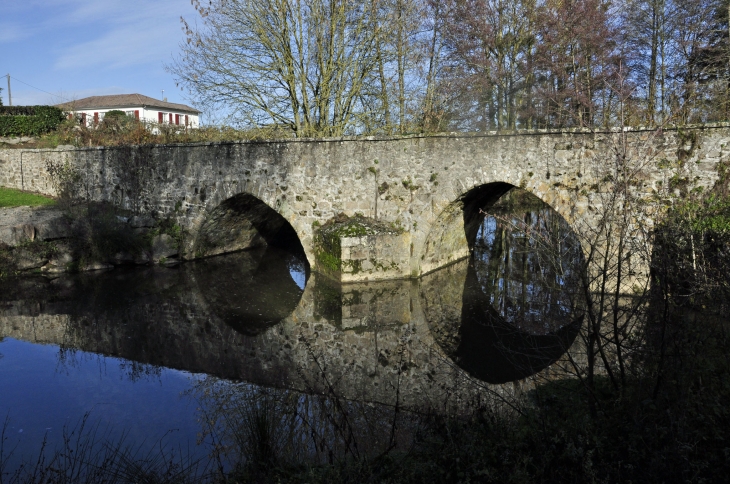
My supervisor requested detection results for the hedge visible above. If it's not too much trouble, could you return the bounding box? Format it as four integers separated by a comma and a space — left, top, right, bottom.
0, 106, 66, 137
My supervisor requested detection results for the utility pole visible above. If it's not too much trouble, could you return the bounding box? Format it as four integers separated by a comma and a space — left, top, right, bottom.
6, 74, 11, 106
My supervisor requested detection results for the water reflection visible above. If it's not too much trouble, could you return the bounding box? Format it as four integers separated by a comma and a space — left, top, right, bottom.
474, 189, 584, 334
0, 199, 586, 469
193, 248, 308, 335
426, 189, 584, 384
454, 264, 582, 383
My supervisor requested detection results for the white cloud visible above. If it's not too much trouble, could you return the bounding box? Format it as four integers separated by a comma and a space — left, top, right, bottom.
52, 0, 195, 71
1, 0, 195, 69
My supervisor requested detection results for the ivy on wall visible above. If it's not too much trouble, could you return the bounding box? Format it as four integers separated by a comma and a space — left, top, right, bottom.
0, 106, 66, 137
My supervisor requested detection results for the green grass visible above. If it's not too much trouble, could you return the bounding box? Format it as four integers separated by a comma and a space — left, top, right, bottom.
0, 186, 56, 208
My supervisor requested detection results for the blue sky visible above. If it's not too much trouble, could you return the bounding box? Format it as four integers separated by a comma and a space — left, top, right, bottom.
0, 0, 199, 109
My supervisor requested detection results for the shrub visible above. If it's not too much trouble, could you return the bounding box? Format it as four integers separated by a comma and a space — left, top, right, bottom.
0, 105, 66, 137
103, 109, 127, 119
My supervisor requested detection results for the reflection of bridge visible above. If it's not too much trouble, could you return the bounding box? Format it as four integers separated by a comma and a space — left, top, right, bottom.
0, 258, 579, 410
2, 127, 728, 279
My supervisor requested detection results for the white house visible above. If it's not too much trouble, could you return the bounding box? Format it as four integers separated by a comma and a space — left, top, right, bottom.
57, 94, 200, 129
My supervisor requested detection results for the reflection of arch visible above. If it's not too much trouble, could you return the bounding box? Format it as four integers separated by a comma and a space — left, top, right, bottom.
455, 263, 582, 384
194, 193, 307, 262
423, 259, 582, 384
193, 247, 308, 336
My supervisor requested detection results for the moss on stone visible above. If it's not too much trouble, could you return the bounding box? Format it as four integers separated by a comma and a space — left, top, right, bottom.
313, 213, 404, 277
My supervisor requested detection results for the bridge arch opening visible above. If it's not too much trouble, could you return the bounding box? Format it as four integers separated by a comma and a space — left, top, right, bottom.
421, 182, 513, 274
422, 183, 586, 383
192, 192, 310, 335
195, 192, 308, 263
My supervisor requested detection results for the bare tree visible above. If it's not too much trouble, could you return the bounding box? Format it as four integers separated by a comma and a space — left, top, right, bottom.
169, 0, 389, 136
622, 0, 673, 124
440, 0, 538, 131
531, 0, 624, 128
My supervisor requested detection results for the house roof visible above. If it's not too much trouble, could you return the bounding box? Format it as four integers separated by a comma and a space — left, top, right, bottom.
57, 94, 200, 114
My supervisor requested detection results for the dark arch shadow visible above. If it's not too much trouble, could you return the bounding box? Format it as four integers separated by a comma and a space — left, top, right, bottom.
194, 192, 310, 335
196, 193, 307, 262
192, 246, 308, 336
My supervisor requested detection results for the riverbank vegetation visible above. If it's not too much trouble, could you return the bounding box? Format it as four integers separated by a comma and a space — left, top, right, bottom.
0, 117, 293, 149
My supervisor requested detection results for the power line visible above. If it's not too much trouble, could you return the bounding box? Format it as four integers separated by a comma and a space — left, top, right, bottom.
7, 75, 71, 103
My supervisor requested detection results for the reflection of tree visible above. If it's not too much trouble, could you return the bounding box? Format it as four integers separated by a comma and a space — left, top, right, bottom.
456, 262, 582, 384
474, 189, 584, 335
423, 254, 582, 384
190, 375, 419, 474
55, 343, 163, 383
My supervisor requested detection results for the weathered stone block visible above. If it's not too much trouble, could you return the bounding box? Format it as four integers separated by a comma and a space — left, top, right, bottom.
314, 214, 411, 282
0, 207, 70, 247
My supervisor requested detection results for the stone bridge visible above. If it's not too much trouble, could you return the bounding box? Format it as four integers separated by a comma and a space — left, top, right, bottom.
2, 127, 728, 280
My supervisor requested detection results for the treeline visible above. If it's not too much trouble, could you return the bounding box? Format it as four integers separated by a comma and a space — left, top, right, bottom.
171, 0, 730, 136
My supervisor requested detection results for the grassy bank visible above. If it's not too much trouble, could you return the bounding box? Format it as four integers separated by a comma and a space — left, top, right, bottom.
0, 187, 55, 208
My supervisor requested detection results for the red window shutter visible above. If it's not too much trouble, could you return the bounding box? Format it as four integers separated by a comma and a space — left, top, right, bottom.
81, 113, 87, 125
175, 114, 180, 125
93, 112, 99, 125
185, 115, 189, 126
134, 110, 140, 120
169, 113, 173, 124
158, 112, 163, 123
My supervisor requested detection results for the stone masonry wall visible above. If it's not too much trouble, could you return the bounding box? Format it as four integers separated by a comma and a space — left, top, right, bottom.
0, 148, 71, 195
2, 127, 729, 278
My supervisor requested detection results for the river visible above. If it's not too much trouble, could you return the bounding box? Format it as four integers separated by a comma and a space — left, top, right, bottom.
0, 188, 585, 474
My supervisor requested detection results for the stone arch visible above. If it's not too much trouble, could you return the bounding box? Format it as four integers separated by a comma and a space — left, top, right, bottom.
192, 192, 309, 266
421, 182, 513, 275
419, 181, 580, 275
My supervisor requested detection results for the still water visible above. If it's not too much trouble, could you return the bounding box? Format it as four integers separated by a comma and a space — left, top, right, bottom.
0, 189, 584, 472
